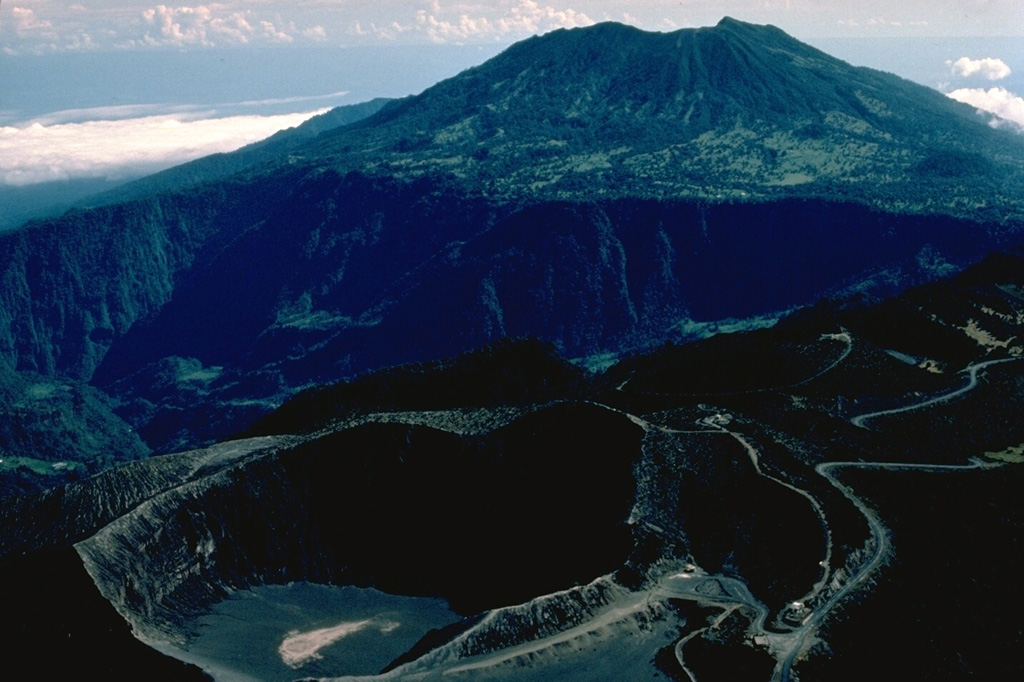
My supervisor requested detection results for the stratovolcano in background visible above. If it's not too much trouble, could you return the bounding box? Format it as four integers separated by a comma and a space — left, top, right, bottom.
1, 1, 1022, 230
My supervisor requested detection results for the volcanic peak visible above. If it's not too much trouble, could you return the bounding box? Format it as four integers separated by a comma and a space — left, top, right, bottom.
310, 17, 1023, 214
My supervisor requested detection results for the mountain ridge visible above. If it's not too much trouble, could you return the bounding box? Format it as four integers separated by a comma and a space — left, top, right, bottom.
2, 18, 1023, 461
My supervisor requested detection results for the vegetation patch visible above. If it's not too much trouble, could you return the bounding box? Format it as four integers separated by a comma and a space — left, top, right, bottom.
0, 456, 85, 476
984, 443, 1024, 463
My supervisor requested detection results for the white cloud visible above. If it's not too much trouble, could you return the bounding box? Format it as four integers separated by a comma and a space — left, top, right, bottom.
498, 1, 594, 35
0, 109, 326, 186
304, 25, 328, 40
11, 7, 53, 32
415, 12, 494, 42
142, 5, 211, 46
414, 1, 593, 43
5, 3, 335, 52
947, 87, 1024, 131
260, 20, 294, 43
948, 56, 1012, 81
140, 4, 266, 47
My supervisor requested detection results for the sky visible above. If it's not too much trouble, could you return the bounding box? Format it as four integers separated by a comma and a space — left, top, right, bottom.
1, 1, 1023, 195
1, 0, 1022, 53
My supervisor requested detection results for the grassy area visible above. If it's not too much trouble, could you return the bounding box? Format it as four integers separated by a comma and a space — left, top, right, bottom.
984, 443, 1024, 463
0, 456, 86, 476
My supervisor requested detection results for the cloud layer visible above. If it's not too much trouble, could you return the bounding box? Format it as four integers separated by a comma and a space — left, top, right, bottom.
947, 86, 1024, 130
0, 109, 325, 186
3, 1, 599, 53
5, 1, 1023, 55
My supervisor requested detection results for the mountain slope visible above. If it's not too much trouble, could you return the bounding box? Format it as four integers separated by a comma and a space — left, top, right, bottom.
301, 18, 1024, 214
85, 98, 392, 208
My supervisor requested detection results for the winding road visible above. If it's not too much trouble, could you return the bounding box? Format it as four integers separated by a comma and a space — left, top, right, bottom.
280, 339, 1019, 682
772, 458, 996, 680
851, 357, 1019, 428
664, 348, 1019, 681
773, 356, 1018, 680
444, 345, 1020, 681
